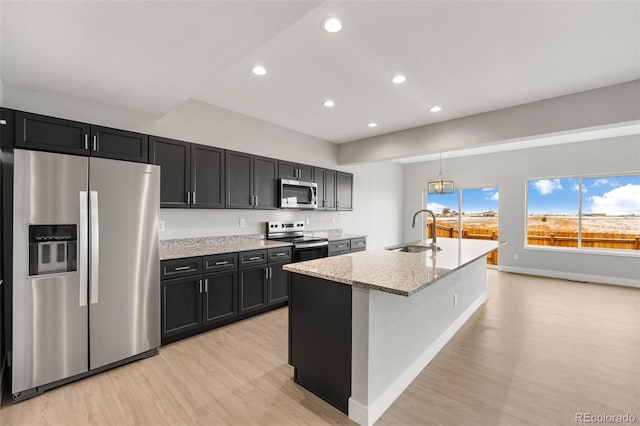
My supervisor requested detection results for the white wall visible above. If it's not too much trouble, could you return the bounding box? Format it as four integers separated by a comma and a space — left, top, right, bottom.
2, 91, 403, 248
403, 135, 640, 286
339, 80, 640, 164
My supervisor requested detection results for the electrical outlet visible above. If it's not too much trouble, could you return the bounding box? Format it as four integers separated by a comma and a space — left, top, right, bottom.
239, 218, 245, 228
306, 217, 310, 225
331, 216, 336, 225
513, 253, 519, 260
159, 220, 165, 232
453, 294, 458, 307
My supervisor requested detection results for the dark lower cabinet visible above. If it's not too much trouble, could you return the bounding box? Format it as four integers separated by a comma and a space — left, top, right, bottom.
269, 262, 290, 305
161, 276, 203, 339
203, 270, 238, 325
239, 265, 268, 313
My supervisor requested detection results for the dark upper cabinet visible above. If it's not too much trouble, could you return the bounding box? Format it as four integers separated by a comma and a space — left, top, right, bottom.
203, 270, 238, 325
314, 167, 337, 210
90, 126, 148, 163
226, 151, 279, 210
150, 137, 190, 208
191, 144, 225, 209
161, 276, 203, 339
254, 156, 278, 209
1, 108, 15, 149
278, 160, 314, 182
15, 111, 90, 156
15, 112, 148, 162
226, 150, 254, 209
150, 137, 225, 209
336, 171, 353, 211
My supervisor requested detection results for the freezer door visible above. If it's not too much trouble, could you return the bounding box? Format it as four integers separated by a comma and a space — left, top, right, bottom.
12, 150, 89, 394
89, 157, 160, 369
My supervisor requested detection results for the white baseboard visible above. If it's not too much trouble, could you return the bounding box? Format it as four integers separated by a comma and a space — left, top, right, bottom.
498, 266, 640, 288
348, 291, 487, 426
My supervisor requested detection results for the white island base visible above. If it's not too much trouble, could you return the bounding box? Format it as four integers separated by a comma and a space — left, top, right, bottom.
349, 257, 487, 426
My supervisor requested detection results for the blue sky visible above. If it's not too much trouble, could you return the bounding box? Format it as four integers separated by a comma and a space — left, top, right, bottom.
426, 188, 499, 214
527, 175, 640, 215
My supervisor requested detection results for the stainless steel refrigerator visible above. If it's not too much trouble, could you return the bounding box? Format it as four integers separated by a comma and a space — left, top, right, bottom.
11, 149, 160, 400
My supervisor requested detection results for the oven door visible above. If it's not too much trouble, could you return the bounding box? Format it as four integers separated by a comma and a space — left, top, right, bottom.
293, 243, 328, 262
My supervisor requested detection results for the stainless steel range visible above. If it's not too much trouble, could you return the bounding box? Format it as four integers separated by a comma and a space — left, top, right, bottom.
266, 221, 328, 262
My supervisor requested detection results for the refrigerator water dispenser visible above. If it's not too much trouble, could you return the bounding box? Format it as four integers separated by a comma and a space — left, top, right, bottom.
29, 224, 77, 276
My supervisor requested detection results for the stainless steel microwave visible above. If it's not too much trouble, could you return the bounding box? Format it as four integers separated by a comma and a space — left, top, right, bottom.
279, 179, 318, 209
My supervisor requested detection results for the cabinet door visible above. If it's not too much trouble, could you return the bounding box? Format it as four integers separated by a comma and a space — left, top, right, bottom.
226, 151, 254, 209
314, 167, 326, 210
203, 270, 238, 325
325, 169, 337, 210
268, 262, 290, 305
161, 277, 203, 339
91, 126, 149, 163
15, 111, 90, 156
239, 265, 268, 313
191, 144, 225, 209
297, 164, 314, 182
254, 156, 278, 209
278, 160, 297, 180
150, 136, 191, 208
336, 172, 353, 211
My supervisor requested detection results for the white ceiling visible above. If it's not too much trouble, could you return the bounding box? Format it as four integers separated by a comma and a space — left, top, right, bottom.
1, 1, 639, 144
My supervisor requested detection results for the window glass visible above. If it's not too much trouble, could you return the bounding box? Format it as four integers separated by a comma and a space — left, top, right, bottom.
426, 190, 459, 238
581, 176, 640, 250
527, 178, 579, 248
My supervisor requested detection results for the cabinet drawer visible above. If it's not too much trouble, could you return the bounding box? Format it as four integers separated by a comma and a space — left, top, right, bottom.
203, 253, 238, 272
268, 246, 292, 263
328, 239, 350, 254
351, 238, 366, 251
239, 249, 267, 267
161, 257, 203, 280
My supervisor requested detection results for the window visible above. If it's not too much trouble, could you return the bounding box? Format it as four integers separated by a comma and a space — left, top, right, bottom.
425, 187, 500, 265
526, 175, 640, 252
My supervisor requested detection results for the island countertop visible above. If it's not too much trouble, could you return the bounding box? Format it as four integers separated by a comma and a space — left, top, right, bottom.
283, 238, 505, 296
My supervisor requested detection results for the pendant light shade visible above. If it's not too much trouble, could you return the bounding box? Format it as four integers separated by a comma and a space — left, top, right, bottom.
427, 153, 454, 194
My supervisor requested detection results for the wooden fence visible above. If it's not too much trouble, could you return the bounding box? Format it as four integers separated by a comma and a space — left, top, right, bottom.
426, 223, 499, 265
426, 224, 640, 266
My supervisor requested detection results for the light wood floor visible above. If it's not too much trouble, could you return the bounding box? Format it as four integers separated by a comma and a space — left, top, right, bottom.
1, 271, 639, 425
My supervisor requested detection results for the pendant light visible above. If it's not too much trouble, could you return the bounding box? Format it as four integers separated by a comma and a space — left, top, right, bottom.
427, 153, 454, 194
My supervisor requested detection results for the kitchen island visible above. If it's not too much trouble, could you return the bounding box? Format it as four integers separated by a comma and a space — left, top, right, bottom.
284, 237, 504, 426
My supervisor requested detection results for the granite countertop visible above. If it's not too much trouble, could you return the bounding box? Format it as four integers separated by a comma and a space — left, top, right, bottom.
283, 238, 505, 297
304, 230, 367, 241
160, 237, 291, 260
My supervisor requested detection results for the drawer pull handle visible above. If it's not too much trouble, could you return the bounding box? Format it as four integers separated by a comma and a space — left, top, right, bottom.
174, 266, 190, 271
249, 256, 261, 261
215, 261, 229, 265
276, 252, 287, 257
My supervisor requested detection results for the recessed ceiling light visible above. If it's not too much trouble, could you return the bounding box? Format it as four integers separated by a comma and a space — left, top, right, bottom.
430, 106, 442, 112
391, 74, 406, 84
322, 17, 342, 33
322, 99, 335, 108
251, 65, 267, 76
368, 122, 378, 128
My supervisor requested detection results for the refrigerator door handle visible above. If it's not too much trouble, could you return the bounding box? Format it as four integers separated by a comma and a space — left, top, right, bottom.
90, 190, 100, 304
79, 191, 88, 307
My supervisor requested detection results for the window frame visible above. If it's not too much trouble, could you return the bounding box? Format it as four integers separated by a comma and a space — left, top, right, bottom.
524, 172, 640, 257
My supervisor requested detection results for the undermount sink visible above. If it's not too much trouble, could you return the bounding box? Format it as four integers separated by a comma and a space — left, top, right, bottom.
385, 244, 435, 253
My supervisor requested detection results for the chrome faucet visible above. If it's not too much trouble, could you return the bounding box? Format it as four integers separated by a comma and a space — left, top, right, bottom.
411, 209, 438, 249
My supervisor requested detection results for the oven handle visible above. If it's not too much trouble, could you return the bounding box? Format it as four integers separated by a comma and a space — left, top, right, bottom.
295, 241, 329, 249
